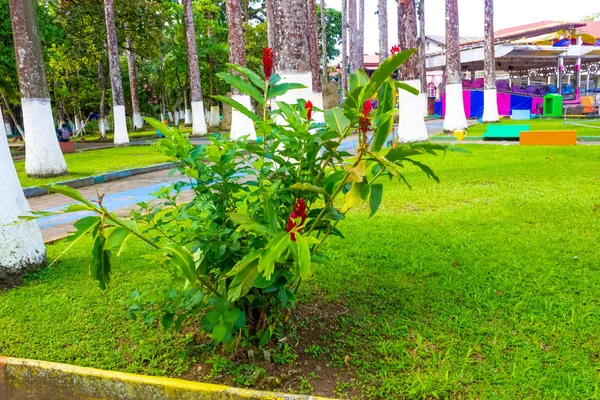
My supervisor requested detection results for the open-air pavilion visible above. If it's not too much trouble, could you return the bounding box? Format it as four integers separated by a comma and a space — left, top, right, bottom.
426, 21, 600, 117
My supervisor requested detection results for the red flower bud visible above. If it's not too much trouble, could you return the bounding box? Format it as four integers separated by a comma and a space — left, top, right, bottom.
390, 44, 401, 55
359, 100, 373, 134
262, 48, 274, 81
305, 100, 313, 121
286, 199, 308, 242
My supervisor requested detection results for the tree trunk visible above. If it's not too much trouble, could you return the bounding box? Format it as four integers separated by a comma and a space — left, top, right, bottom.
341, 0, 348, 90
126, 36, 144, 129
266, 0, 275, 47
226, 0, 256, 140
320, 0, 328, 86
418, 0, 427, 94
98, 60, 107, 138
442, 0, 468, 132
8, 0, 67, 177
270, 0, 313, 104
184, 88, 192, 125
183, 0, 208, 136
357, 0, 364, 70
348, 0, 358, 72
103, 0, 129, 144
307, 0, 321, 93
378, 0, 388, 63
397, 0, 427, 143
482, 0, 499, 122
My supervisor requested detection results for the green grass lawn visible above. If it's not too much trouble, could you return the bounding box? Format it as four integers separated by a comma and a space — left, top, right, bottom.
83, 126, 193, 142
466, 118, 600, 137
15, 146, 172, 188
2, 145, 600, 398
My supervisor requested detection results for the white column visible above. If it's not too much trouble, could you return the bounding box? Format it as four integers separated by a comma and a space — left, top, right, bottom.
230, 94, 257, 141
112, 105, 129, 145
442, 83, 468, 132
0, 133, 46, 281
397, 79, 428, 143
22, 98, 67, 177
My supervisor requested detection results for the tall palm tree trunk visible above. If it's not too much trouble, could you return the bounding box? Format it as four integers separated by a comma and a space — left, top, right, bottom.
442, 0, 468, 132
341, 0, 348, 90
418, 0, 428, 116
126, 36, 144, 129
378, 0, 388, 63
98, 60, 108, 138
357, 0, 364, 70
226, 0, 256, 140
348, 0, 358, 72
482, 0, 499, 122
320, 0, 328, 85
397, 0, 428, 142
270, 0, 312, 104
104, 0, 129, 144
307, 0, 324, 119
8, 0, 67, 177
183, 0, 208, 136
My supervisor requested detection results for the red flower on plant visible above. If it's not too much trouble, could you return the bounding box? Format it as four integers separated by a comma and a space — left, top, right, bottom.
359, 100, 373, 134
390, 44, 401, 55
305, 100, 313, 121
263, 48, 274, 81
286, 199, 308, 242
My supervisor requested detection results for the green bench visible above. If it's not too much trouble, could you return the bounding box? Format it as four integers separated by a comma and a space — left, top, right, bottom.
482, 125, 530, 140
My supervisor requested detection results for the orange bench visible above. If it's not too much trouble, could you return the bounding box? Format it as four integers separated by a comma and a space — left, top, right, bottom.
58, 141, 76, 154
520, 130, 577, 146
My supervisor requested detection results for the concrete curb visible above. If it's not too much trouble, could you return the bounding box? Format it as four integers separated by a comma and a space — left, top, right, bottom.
0, 356, 335, 400
23, 162, 180, 199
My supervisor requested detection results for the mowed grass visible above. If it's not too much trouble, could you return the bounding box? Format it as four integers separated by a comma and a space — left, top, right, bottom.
466, 118, 600, 137
15, 146, 172, 188
83, 126, 193, 142
1, 145, 600, 398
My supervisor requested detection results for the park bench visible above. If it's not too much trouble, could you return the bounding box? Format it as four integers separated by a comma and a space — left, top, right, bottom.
482, 124, 530, 140
520, 130, 577, 146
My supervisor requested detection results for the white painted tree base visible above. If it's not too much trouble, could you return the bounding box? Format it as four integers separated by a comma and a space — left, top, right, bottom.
482, 88, 500, 122
0, 105, 6, 137
310, 92, 325, 123
420, 93, 429, 117
397, 80, 429, 143
184, 109, 192, 125
442, 83, 468, 132
99, 118, 108, 136
0, 134, 45, 278
209, 106, 220, 128
133, 113, 144, 129
112, 105, 129, 145
277, 72, 313, 105
191, 101, 208, 136
230, 95, 257, 141
167, 112, 174, 122
22, 98, 67, 177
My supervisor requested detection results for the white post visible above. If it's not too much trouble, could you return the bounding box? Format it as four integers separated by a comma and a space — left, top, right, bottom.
0, 133, 46, 284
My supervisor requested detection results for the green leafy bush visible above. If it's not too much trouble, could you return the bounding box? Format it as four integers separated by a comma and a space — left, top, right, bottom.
41, 49, 450, 347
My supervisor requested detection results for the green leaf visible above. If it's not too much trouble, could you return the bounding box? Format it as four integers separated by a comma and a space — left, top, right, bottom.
349, 70, 369, 93
90, 234, 111, 290
105, 227, 133, 256
229, 64, 266, 91
289, 182, 328, 197
267, 83, 307, 99
212, 95, 260, 122
395, 81, 420, 96
228, 262, 260, 302
385, 146, 424, 162
212, 323, 231, 344
160, 243, 197, 283
369, 183, 383, 217
226, 250, 262, 277
161, 313, 174, 330
228, 213, 270, 236
370, 49, 416, 94
263, 198, 278, 232
144, 117, 177, 138
311, 253, 331, 264
295, 234, 311, 280
42, 185, 96, 208
217, 72, 265, 105
324, 108, 350, 135
371, 78, 396, 152
258, 231, 291, 280
340, 181, 366, 213
67, 216, 101, 242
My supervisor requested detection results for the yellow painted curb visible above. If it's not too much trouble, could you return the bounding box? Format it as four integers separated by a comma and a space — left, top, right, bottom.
0, 356, 337, 400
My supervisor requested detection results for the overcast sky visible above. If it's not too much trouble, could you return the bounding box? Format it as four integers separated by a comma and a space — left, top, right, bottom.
325, 0, 599, 54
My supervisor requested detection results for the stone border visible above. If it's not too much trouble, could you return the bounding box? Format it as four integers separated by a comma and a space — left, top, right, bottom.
0, 356, 335, 400
23, 162, 180, 199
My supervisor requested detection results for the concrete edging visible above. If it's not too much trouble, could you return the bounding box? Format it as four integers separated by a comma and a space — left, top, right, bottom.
23, 162, 180, 199
0, 356, 335, 400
